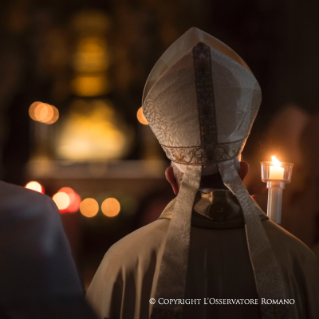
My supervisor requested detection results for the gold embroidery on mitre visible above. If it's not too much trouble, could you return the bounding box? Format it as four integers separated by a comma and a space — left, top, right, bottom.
161, 138, 246, 164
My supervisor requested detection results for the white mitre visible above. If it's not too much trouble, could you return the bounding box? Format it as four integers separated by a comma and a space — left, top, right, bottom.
142, 28, 289, 319
143, 28, 260, 167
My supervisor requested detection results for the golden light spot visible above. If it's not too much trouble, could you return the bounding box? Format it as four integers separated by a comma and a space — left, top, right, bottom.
25, 181, 44, 193
58, 187, 81, 213
45, 105, 59, 124
73, 37, 110, 73
57, 99, 133, 161
137, 107, 148, 125
80, 198, 99, 218
34, 103, 54, 123
29, 102, 41, 121
101, 198, 120, 217
29, 102, 59, 124
53, 192, 70, 210
71, 75, 109, 96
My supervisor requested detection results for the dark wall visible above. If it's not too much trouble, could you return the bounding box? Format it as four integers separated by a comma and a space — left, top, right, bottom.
1, 0, 319, 183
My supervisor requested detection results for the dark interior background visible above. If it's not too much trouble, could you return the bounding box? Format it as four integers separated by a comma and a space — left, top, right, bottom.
1, 0, 318, 287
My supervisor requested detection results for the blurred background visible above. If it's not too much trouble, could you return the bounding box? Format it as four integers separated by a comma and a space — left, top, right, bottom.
1, 0, 319, 287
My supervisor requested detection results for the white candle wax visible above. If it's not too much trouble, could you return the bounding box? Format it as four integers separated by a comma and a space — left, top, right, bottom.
269, 166, 284, 180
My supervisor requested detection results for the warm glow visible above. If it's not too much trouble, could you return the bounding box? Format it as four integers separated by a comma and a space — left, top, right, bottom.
29, 102, 41, 121
137, 107, 148, 125
270, 155, 284, 180
71, 75, 109, 96
25, 181, 44, 194
29, 102, 59, 124
271, 155, 281, 167
58, 187, 81, 213
80, 198, 99, 218
53, 192, 70, 210
45, 105, 59, 124
57, 99, 133, 161
101, 198, 120, 217
34, 103, 54, 123
73, 37, 110, 73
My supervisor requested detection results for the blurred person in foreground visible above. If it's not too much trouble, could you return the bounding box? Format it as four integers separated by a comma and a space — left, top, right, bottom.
0, 181, 97, 318
87, 28, 319, 319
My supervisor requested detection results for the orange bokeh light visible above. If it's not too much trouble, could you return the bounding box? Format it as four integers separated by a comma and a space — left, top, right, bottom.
34, 103, 54, 123
45, 105, 59, 124
80, 198, 99, 218
137, 107, 148, 125
101, 198, 120, 217
25, 181, 44, 194
29, 102, 41, 121
29, 102, 59, 124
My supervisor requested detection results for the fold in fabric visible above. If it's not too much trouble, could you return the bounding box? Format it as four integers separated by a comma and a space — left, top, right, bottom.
218, 160, 290, 319
150, 165, 202, 319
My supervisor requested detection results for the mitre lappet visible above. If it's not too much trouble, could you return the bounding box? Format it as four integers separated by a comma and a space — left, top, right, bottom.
142, 28, 289, 319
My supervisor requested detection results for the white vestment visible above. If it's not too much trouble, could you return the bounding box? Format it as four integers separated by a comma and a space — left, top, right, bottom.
87, 193, 319, 319
88, 27, 319, 319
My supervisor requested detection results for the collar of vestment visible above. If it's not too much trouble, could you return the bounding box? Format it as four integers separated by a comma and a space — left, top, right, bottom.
159, 190, 268, 229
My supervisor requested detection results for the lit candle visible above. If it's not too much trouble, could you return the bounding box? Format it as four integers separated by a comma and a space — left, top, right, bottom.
269, 155, 284, 180
260, 156, 294, 224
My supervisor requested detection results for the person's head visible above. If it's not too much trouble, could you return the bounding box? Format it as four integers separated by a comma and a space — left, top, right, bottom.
142, 28, 260, 196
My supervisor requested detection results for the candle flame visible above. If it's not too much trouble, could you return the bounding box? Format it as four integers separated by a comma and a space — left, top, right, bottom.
271, 155, 281, 167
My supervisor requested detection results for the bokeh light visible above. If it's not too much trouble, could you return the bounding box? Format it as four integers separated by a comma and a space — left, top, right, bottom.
29, 102, 59, 124
57, 99, 133, 161
53, 192, 70, 211
34, 103, 54, 123
80, 198, 99, 218
73, 37, 110, 73
58, 187, 81, 213
101, 198, 120, 217
137, 107, 148, 125
45, 105, 59, 124
29, 102, 41, 121
71, 75, 109, 96
25, 181, 44, 194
